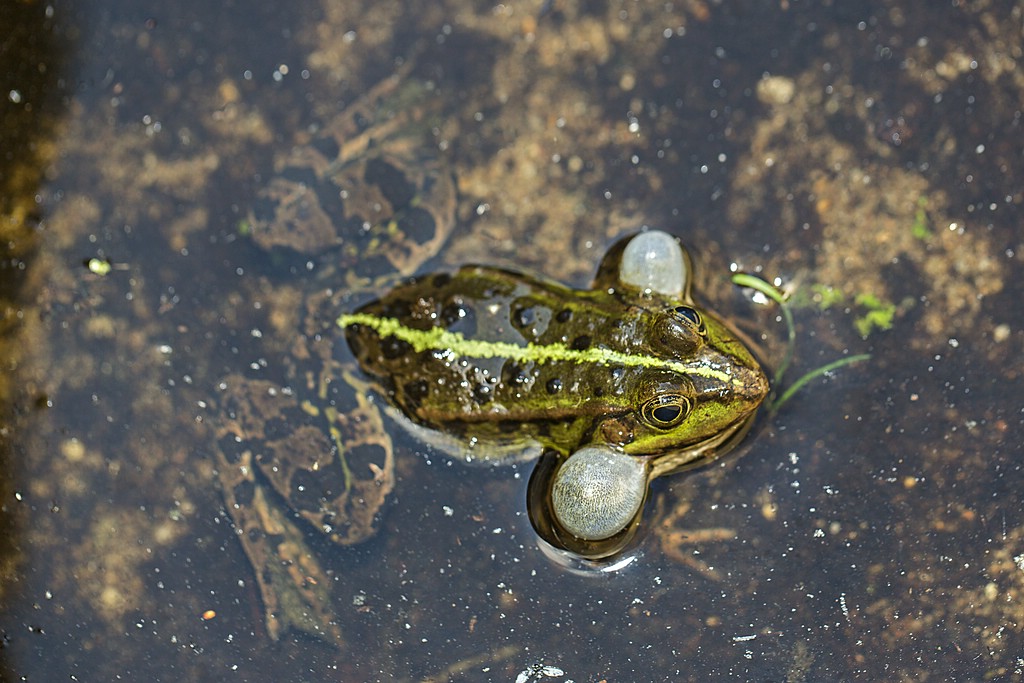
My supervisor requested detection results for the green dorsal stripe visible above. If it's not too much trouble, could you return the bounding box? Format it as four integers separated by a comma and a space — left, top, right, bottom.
338, 312, 736, 383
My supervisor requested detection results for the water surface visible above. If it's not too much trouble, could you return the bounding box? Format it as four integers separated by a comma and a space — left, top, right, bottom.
1, 0, 1022, 680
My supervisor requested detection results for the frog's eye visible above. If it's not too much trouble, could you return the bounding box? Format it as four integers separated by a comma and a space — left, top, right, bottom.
672, 305, 706, 335
640, 393, 692, 429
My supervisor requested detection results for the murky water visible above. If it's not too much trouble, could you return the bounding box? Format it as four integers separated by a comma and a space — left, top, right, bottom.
2, 0, 1022, 680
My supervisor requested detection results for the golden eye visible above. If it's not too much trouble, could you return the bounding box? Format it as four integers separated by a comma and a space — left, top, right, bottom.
641, 394, 692, 429
673, 305, 706, 335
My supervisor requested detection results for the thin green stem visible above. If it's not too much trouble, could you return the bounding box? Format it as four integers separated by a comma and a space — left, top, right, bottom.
770, 354, 872, 413
731, 272, 871, 414
731, 272, 795, 387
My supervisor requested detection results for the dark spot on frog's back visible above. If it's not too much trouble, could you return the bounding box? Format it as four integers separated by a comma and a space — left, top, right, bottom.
345, 326, 366, 359
501, 361, 531, 386
439, 300, 465, 326
512, 304, 537, 329
402, 378, 431, 405
472, 382, 494, 405
381, 335, 413, 360
440, 299, 477, 336
510, 298, 552, 339
571, 335, 591, 351
370, 298, 406, 321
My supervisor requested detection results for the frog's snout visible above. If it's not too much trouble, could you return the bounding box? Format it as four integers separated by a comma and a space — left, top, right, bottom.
735, 362, 771, 406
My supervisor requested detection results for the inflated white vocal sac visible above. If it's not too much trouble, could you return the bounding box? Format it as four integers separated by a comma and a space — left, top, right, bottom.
550, 446, 647, 541
617, 229, 687, 299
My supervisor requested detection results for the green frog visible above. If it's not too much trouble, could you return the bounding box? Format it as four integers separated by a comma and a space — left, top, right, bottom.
214, 74, 769, 646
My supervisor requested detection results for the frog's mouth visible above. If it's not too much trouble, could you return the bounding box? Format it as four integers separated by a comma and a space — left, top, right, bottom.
648, 408, 759, 480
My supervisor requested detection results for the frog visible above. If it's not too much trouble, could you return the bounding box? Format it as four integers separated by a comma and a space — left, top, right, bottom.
213, 73, 769, 647
341, 229, 770, 562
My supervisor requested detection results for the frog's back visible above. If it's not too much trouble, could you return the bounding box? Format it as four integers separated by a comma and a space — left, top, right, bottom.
342, 265, 652, 448
341, 246, 767, 464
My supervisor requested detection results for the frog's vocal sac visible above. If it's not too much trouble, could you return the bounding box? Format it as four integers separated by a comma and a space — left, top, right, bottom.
342, 229, 769, 560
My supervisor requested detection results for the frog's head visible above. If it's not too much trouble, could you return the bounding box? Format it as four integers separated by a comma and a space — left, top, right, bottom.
527, 229, 769, 559
592, 229, 769, 462
591, 306, 768, 461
